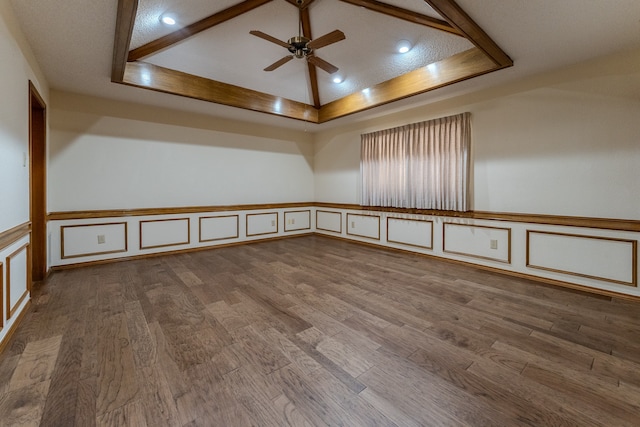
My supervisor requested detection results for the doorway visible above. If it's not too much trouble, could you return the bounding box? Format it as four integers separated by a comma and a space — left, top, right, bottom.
29, 81, 46, 283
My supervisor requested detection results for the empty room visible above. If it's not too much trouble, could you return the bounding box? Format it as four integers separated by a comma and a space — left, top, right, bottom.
1, 0, 640, 425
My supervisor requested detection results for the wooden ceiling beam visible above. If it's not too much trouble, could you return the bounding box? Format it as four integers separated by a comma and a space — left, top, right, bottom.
425, 0, 512, 66
301, 7, 321, 108
128, 0, 273, 61
338, 0, 462, 36
111, 0, 511, 123
318, 48, 496, 123
112, 0, 138, 82
284, 0, 317, 10
121, 61, 318, 122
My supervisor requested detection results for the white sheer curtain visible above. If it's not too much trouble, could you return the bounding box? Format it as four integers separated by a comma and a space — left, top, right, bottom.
361, 112, 470, 211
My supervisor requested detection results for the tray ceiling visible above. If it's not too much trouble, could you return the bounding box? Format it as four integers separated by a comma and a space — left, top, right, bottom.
10, 0, 640, 130
112, 0, 512, 123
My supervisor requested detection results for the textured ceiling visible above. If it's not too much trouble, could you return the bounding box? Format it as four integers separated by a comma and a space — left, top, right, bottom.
9, 0, 640, 130
138, 0, 473, 104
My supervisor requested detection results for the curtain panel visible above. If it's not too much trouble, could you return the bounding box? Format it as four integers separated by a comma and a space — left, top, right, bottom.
361, 112, 470, 211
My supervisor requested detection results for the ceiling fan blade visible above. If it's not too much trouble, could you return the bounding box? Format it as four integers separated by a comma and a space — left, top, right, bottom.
307, 55, 339, 74
249, 30, 291, 48
264, 55, 294, 71
306, 30, 345, 50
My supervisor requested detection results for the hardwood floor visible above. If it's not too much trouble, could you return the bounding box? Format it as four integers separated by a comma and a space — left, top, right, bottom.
1, 235, 640, 426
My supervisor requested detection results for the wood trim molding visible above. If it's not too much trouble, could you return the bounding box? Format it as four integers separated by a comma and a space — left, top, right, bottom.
425, 0, 512, 67
300, 6, 321, 109
199, 215, 240, 243
340, 0, 462, 36
316, 210, 343, 234
128, 0, 273, 61
111, 0, 138, 82
61, 222, 129, 259
48, 202, 315, 221
139, 218, 191, 250
313, 203, 640, 232
316, 203, 475, 218
386, 217, 434, 250
526, 230, 638, 287
318, 48, 496, 123
246, 212, 279, 237
111, 0, 511, 122
0, 222, 31, 252
346, 213, 381, 240
472, 211, 640, 232
6, 243, 30, 319
48, 204, 640, 233
284, 210, 312, 232
29, 81, 47, 283
443, 222, 512, 264
122, 62, 319, 123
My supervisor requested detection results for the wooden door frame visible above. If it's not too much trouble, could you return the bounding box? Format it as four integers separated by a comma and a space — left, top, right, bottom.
29, 81, 47, 283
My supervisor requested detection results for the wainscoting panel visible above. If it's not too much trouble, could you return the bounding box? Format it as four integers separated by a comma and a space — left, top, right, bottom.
246, 212, 278, 237
387, 217, 433, 250
61, 222, 128, 259
45, 203, 640, 299
284, 210, 311, 232
6, 244, 29, 319
316, 210, 342, 234
527, 231, 637, 286
140, 218, 190, 250
347, 214, 381, 240
443, 223, 511, 263
199, 215, 239, 243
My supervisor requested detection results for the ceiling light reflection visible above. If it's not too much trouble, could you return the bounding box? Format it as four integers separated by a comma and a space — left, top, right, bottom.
160, 14, 176, 25
397, 40, 412, 54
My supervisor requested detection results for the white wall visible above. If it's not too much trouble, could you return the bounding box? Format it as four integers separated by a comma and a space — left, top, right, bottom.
0, 0, 48, 345
0, 0, 48, 231
49, 93, 315, 211
314, 49, 640, 221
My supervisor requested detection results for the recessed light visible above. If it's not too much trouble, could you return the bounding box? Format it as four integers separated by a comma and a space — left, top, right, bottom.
332, 76, 344, 84
160, 14, 176, 25
397, 39, 412, 54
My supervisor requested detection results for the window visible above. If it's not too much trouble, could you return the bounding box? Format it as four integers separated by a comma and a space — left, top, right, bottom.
361, 112, 470, 211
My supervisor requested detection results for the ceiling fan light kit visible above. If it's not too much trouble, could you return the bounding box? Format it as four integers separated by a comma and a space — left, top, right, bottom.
287, 36, 312, 58
250, 4, 346, 76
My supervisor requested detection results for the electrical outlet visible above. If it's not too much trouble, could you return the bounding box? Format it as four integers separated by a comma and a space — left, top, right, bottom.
351, 221, 355, 228
271, 220, 275, 227
97, 235, 106, 244
490, 239, 498, 249
291, 218, 295, 224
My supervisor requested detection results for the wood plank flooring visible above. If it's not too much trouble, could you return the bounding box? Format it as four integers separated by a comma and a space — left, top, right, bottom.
1, 235, 640, 426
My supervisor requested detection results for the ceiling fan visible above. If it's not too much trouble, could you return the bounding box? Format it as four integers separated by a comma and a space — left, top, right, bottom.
249, 4, 345, 74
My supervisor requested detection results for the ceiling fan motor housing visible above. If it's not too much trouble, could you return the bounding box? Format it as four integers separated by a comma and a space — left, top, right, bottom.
288, 36, 312, 58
